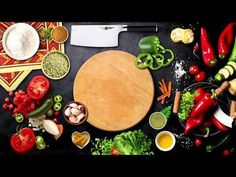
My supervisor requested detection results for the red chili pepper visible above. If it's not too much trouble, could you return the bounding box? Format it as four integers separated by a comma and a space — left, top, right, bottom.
218, 23, 236, 59
184, 92, 218, 135
211, 115, 229, 132
200, 27, 217, 67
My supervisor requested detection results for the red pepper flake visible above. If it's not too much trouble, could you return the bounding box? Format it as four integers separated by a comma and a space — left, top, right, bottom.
9, 91, 14, 97
193, 42, 200, 59
53, 118, 58, 124
8, 104, 14, 110
4, 97, 10, 103
2, 103, 8, 110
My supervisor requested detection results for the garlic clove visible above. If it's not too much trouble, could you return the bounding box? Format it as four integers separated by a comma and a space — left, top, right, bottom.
76, 113, 85, 123
71, 107, 81, 116
64, 107, 72, 117
69, 103, 78, 108
69, 115, 77, 123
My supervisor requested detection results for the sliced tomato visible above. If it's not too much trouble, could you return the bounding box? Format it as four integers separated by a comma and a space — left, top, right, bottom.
27, 75, 50, 100
10, 128, 35, 153
111, 147, 120, 155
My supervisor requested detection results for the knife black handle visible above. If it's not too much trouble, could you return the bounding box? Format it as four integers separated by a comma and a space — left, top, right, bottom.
126, 25, 158, 32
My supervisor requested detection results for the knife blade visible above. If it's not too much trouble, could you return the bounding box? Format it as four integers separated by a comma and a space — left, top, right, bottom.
70, 25, 158, 47
213, 106, 233, 128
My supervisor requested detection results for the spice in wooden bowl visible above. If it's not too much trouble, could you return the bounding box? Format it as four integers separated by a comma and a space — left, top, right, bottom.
51, 26, 68, 43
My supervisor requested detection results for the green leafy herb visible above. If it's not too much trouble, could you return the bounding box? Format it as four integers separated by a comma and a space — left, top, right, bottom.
91, 130, 154, 155
178, 91, 195, 121
160, 105, 172, 118
44, 28, 52, 39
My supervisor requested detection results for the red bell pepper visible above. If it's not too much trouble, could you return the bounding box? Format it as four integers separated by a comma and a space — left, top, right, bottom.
211, 116, 229, 132
200, 27, 217, 67
218, 23, 236, 59
194, 87, 205, 103
184, 92, 218, 135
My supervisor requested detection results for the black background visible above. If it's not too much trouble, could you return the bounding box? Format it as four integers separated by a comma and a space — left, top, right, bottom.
0, 21, 236, 162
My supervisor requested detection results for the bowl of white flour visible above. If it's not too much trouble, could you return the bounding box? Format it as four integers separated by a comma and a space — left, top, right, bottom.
2, 23, 40, 60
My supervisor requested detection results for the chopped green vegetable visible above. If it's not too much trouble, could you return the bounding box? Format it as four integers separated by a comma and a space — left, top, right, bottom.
178, 91, 196, 121
91, 130, 153, 155
15, 114, 24, 123
46, 109, 54, 117
91, 137, 113, 155
160, 105, 172, 119
43, 28, 52, 39
54, 103, 62, 111
54, 95, 63, 103
36, 136, 46, 150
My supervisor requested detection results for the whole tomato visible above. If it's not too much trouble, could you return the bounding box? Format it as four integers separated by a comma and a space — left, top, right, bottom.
189, 65, 199, 75
223, 149, 232, 156
194, 138, 203, 148
195, 71, 206, 82
10, 127, 35, 153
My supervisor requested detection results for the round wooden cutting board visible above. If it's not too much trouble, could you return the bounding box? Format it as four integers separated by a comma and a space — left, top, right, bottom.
73, 50, 154, 131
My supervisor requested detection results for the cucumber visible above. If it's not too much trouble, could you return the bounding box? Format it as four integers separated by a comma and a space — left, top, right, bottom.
215, 68, 230, 81
225, 65, 234, 75
229, 36, 236, 62
28, 99, 54, 118
227, 61, 236, 70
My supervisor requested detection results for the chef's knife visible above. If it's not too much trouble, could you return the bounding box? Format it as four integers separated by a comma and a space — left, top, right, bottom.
70, 25, 158, 47
214, 106, 234, 128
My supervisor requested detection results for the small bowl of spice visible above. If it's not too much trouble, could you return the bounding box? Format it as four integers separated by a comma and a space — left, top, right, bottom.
51, 26, 69, 43
42, 51, 70, 80
63, 101, 88, 125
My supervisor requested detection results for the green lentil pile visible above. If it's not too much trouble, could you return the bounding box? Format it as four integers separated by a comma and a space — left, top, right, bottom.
43, 52, 70, 79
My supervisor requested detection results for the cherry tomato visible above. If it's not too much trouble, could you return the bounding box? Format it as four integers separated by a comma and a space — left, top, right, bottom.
223, 149, 232, 156
189, 65, 199, 75
195, 71, 206, 82
194, 138, 203, 148
111, 147, 120, 155
54, 111, 60, 117
194, 88, 205, 102
10, 127, 35, 153
27, 75, 50, 100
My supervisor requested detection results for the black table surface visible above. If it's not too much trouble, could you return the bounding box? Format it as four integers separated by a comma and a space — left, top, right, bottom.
0, 22, 235, 159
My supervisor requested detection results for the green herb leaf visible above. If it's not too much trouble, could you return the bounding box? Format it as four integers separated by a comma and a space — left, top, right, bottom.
160, 105, 172, 118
